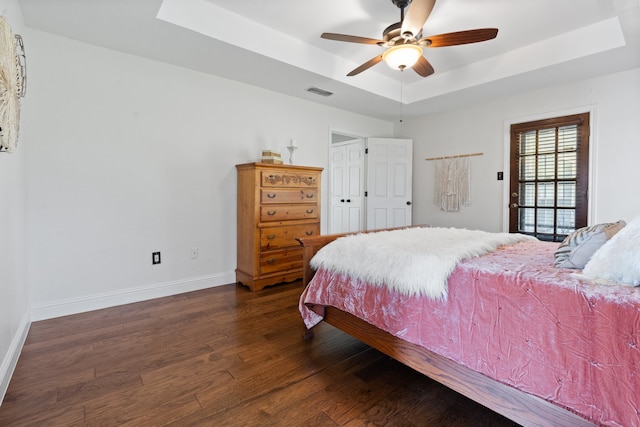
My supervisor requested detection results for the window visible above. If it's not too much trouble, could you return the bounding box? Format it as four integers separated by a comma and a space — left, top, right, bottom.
509, 113, 589, 241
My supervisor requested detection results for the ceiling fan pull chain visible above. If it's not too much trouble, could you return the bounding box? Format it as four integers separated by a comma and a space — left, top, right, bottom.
400, 80, 404, 123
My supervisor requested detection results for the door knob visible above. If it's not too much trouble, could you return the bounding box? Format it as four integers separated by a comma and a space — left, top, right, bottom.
346, 199, 351, 203
512, 192, 518, 198
340, 199, 345, 202
510, 203, 519, 208
406, 201, 412, 205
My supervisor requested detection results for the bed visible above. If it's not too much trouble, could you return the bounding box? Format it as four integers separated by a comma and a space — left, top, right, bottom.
298, 225, 640, 427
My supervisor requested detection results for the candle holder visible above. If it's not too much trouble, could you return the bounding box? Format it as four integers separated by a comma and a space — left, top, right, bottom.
287, 140, 298, 164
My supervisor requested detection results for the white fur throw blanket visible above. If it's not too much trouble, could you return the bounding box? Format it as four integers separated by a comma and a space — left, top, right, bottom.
311, 227, 536, 299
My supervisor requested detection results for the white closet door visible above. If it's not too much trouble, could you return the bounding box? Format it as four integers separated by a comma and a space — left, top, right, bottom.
365, 138, 413, 230
329, 140, 365, 233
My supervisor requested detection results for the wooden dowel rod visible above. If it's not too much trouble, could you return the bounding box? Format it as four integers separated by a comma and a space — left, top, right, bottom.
425, 152, 483, 161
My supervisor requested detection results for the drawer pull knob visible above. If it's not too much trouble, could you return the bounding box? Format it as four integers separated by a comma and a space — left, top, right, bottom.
306, 209, 314, 214
266, 258, 276, 264
267, 193, 277, 199
305, 231, 314, 236
266, 234, 276, 240
267, 210, 277, 216
305, 193, 314, 198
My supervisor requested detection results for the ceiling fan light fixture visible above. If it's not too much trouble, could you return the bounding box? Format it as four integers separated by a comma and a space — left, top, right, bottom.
382, 44, 422, 70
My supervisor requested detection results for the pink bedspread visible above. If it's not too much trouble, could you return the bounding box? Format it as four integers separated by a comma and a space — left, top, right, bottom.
299, 240, 640, 427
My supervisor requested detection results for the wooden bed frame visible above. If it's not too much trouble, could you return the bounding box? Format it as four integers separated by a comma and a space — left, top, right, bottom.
298, 230, 596, 427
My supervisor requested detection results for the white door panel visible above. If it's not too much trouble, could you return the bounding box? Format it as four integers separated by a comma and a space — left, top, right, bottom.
329, 140, 365, 233
366, 138, 413, 230
330, 147, 347, 233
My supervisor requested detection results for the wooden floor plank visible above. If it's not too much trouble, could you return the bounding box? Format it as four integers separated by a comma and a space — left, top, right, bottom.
0, 281, 519, 426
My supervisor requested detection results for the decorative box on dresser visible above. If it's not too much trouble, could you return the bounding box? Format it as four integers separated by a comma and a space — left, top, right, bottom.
236, 162, 323, 291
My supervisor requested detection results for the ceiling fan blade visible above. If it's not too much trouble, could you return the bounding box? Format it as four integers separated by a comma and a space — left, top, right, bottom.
412, 55, 435, 77
421, 28, 498, 47
321, 33, 384, 45
347, 55, 384, 76
401, 0, 436, 40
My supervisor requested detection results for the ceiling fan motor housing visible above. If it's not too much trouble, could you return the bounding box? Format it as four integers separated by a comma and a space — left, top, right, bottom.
382, 22, 422, 45
391, 0, 412, 10
383, 22, 401, 40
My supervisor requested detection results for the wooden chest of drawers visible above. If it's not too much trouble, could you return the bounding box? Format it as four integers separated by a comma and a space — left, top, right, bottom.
236, 162, 322, 291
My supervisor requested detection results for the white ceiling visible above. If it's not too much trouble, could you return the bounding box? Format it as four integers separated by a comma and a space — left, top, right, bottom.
17, 0, 640, 121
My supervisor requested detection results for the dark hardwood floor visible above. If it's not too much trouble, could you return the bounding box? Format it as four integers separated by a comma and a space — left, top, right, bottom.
0, 281, 519, 426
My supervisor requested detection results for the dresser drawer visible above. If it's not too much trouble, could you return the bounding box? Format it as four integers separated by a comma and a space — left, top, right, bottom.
261, 171, 318, 188
260, 224, 319, 249
261, 189, 318, 204
260, 248, 303, 274
260, 205, 319, 222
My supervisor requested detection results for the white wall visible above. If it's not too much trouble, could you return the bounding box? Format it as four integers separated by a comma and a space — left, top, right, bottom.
22, 29, 392, 320
400, 67, 640, 231
0, 0, 30, 404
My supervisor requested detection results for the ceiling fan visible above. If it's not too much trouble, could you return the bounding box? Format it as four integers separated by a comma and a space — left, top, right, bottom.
321, 0, 498, 77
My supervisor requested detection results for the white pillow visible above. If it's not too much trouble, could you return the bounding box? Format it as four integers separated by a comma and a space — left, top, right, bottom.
582, 216, 640, 286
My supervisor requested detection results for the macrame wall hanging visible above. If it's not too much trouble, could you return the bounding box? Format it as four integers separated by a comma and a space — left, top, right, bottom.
426, 152, 482, 212
0, 16, 27, 153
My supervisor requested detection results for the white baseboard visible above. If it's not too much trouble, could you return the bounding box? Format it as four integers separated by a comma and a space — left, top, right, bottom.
0, 311, 30, 406
30, 271, 236, 321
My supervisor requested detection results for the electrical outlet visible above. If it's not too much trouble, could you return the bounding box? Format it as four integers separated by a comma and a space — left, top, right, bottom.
191, 247, 198, 259
152, 251, 161, 265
